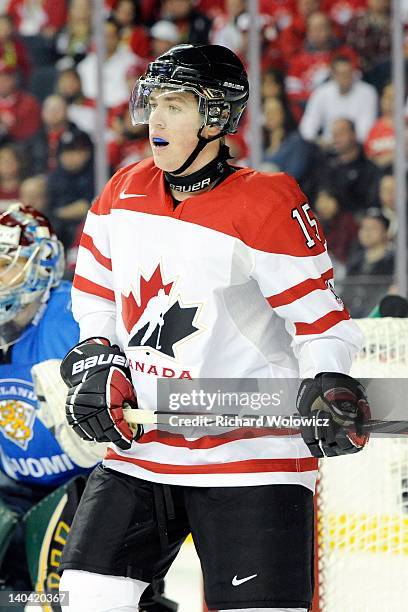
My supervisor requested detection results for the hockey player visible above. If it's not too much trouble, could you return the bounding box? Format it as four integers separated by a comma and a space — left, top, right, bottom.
59, 45, 369, 612
0, 203, 88, 598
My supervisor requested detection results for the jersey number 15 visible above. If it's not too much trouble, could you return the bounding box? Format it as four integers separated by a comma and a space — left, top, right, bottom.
291, 203, 321, 248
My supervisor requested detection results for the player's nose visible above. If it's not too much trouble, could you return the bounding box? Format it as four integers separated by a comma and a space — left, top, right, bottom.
150, 107, 166, 129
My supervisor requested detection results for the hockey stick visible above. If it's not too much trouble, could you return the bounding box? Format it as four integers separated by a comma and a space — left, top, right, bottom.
123, 405, 241, 425
122, 406, 408, 434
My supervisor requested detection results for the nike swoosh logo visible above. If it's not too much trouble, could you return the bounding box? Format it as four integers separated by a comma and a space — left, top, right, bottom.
119, 190, 147, 199
231, 574, 258, 586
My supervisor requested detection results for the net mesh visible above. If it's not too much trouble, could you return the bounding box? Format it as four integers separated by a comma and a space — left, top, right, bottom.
315, 318, 408, 612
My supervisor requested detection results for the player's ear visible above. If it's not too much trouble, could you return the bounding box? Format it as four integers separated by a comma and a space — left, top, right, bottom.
201, 125, 222, 139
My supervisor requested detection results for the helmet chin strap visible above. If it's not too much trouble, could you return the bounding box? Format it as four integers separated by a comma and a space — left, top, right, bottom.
169, 126, 226, 176
164, 127, 233, 194
164, 141, 233, 194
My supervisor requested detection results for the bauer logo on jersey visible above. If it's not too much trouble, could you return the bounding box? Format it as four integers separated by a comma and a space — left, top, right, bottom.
0, 379, 36, 450
121, 263, 202, 359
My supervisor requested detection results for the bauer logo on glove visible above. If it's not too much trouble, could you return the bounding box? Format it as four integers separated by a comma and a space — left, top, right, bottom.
71, 353, 128, 376
60, 338, 143, 450
296, 372, 371, 458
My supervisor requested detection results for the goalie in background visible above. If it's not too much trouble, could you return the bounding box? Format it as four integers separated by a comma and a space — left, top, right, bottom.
0, 203, 99, 607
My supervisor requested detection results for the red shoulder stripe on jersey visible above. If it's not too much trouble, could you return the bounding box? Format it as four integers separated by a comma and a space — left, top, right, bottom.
80, 233, 112, 271
138, 427, 296, 449
295, 309, 350, 336
105, 450, 318, 474
73, 274, 115, 302
267, 268, 334, 308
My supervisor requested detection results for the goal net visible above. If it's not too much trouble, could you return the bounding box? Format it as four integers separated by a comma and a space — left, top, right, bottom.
314, 318, 408, 612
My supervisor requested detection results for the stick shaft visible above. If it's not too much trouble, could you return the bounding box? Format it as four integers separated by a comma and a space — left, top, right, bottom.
123, 407, 408, 434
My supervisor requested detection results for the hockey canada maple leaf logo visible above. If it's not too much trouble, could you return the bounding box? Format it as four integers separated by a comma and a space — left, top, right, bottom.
121, 264, 200, 359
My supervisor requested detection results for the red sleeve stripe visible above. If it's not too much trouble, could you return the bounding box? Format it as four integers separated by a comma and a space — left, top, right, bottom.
267, 268, 333, 308
105, 449, 318, 474
80, 233, 112, 271
295, 309, 350, 336
73, 274, 115, 302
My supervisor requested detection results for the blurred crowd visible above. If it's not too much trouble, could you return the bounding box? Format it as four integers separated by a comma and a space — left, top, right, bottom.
0, 0, 405, 316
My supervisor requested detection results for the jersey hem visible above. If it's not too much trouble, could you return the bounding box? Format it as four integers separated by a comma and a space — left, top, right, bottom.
102, 459, 317, 491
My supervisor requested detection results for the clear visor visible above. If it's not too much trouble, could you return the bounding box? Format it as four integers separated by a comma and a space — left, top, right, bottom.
129, 80, 206, 126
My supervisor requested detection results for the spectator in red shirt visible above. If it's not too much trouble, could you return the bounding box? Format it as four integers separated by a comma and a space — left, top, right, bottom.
0, 64, 40, 144
259, 0, 296, 30
279, 0, 320, 64
235, 12, 284, 71
346, 0, 390, 74
7, 0, 67, 38
322, 0, 367, 29
112, 0, 150, 58
0, 14, 30, 82
364, 82, 394, 169
196, 0, 226, 19
0, 144, 23, 201
7, 0, 67, 37
286, 11, 358, 113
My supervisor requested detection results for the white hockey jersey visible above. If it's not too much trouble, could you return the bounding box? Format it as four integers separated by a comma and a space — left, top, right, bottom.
72, 158, 363, 489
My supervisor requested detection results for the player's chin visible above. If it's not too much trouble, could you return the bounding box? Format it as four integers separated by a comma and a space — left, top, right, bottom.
152, 149, 182, 173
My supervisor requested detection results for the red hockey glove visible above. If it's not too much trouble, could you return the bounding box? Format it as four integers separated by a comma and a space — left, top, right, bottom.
296, 372, 370, 457
60, 338, 142, 450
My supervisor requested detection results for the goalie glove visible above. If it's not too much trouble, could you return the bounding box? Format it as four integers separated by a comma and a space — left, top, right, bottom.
60, 338, 143, 450
296, 372, 370, 458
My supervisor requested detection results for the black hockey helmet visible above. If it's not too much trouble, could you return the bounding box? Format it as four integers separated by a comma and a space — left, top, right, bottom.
130, 44, 249, 136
